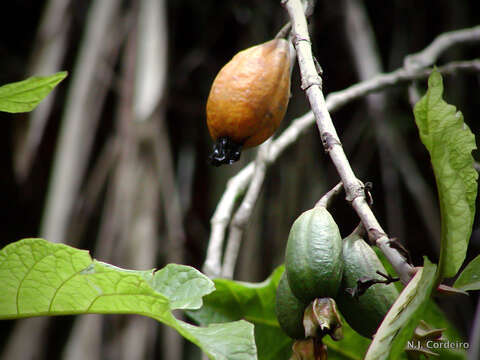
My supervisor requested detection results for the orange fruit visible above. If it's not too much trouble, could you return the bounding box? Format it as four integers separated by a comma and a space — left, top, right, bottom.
206, 38, 291, 166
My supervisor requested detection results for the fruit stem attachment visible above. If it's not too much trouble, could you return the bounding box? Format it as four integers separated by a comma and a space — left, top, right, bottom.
275, 22, 292, 39
209, 137, 242, 166
315, 182, 343, 208
303, 298, 343, 341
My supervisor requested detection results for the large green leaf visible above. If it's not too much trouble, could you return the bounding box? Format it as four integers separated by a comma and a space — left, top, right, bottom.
188, 266, 371, 360
0, 238, 257, 360
0, 72, 67, 113
413, 70, 478, 281
454, 254, 480, 291
365, 258, 437, 360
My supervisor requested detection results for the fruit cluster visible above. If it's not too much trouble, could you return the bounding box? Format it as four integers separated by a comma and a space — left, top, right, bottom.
276, 207, 399, 343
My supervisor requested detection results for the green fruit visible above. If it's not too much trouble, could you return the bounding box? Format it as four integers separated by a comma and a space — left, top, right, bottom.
337, 233, 400, 338
275, 272, 308, 339
285, 207, 343, 302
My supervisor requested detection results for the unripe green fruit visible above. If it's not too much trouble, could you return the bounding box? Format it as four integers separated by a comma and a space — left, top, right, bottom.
285, 207, 344, 302
337, 233, 400, 338
275, 272, 308, 339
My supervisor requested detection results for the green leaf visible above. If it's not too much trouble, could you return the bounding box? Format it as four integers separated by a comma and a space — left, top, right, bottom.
362, 250, 465, 359
365, 258, 437, 360
454, 255, 480, 291
0, 238, 257, 360
413, 70, 478, 281
0, 71, 67, 113
189, 266, 290, 360
188, 266, 371, 360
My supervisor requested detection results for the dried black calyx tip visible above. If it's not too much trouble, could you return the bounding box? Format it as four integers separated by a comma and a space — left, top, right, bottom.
209, 137, 242, 167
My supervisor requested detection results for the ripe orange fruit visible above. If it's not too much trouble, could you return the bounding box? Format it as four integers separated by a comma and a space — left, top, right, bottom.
206, 38, 291, 166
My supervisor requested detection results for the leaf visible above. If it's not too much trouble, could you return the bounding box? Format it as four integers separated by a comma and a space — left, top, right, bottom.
0, 238, 257, 360
365, 258, 437, 360
454, 255, 480, 291
357, 249, 465, 359
188, 266, 290, 360
0, 71, 67, 113
413, 70, 478, 281
188, 266, 371, 360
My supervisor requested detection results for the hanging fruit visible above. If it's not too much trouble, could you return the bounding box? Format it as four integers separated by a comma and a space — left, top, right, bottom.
275, 272, 309, 339
336, 232, 399, 338
285, 207, 344, 303
206, 38, 291, 166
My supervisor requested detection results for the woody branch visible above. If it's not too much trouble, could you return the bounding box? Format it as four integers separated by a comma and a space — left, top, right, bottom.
282, 0, 416, 283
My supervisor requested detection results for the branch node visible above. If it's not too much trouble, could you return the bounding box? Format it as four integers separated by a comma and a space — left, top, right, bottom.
292, 34, 311, 46
367, 228, 387, 245
322, 132, 341, 152
301, 74, 323, 90
344, 182, 365, 202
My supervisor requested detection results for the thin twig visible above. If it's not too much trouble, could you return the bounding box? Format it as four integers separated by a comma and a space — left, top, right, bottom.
326, 60, 480, 110
283, 0, 415, 283
203, 163, 254, 277
316, 182, 343, 208
404, 25, 480, 107
221, 140, 272, 278
202, 59, 480, 278
405, 25, 480, 70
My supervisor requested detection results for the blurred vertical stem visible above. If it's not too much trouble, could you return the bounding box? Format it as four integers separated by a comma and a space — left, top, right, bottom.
135, 0, 185, 359
40, 0, 120, 244
118, 162, 160, 360
14, 0, 72, 181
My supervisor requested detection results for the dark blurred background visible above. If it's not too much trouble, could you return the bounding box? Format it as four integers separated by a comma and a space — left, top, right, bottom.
0, 0, 479, 359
